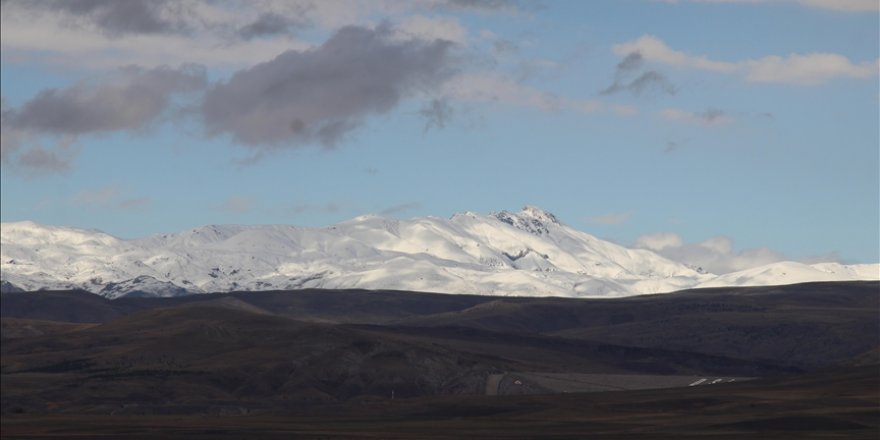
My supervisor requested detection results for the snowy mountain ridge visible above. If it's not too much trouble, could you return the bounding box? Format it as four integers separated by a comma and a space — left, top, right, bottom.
1, 207, 877, 299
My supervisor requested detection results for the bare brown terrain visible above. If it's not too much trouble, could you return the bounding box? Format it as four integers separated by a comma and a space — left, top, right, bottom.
1, 281, 878, 438
2, 365, 877, 439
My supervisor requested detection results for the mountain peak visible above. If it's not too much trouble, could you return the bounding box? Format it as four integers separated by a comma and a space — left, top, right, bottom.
519, 206, 560, 225
2, 211, 877, 299
492, 206, 561, 236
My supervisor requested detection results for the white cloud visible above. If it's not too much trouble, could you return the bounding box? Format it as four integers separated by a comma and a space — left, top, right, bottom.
0, 0, 425, 69
613, 35, 737, 73
613, 35, 879, 85
0, 0, 519, 70
745, 53, 878, 85
0, 17, 311, 69
634, 232, 786, 274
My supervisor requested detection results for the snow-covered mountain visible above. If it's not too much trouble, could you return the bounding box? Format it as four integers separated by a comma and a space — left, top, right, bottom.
1, 207, 877, 299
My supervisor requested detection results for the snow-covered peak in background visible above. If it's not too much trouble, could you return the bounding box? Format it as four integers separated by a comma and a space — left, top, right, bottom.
492, 206, 561, 236
1, 207, 877, 299
520, 205, 562, 225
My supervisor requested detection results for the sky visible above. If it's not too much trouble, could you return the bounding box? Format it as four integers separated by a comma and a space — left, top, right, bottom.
1, 0, 878, 273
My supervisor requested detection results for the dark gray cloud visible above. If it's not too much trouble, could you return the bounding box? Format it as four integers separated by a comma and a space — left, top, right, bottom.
238, 12, 304, 40
600, 52, 644, 95
627, 71, 677, 95
3, 95, 80, 174
601, 51, 676, 97
7, 64, 206, 136
1, 64, 204, 174
418, 98, 454, 132
0, 117, 71, 175
616, 51, 644, 71
202, 25, 455, 148
4, 0, 191, 36
16, 146, 73, 174
0, 109, 22, 163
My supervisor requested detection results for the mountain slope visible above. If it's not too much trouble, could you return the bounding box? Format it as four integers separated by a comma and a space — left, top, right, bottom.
1, 207, 876, 298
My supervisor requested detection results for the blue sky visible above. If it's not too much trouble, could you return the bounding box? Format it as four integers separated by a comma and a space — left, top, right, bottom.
1, 0, 878, 270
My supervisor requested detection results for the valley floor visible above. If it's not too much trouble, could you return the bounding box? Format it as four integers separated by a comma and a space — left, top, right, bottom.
2, 282, 878, 438
2, 365, 877, 439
